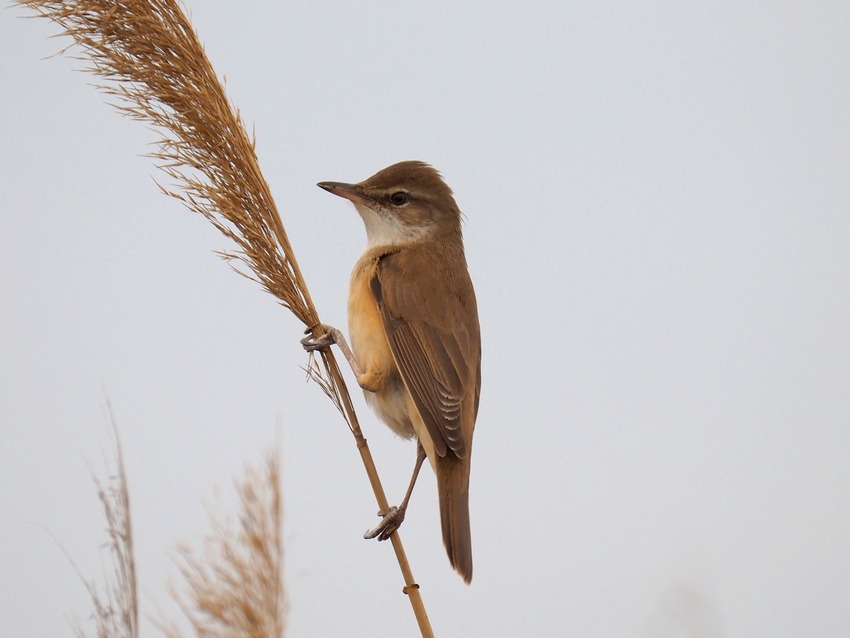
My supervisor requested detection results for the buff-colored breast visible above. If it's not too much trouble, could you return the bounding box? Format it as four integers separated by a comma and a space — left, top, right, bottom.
348, 252, 416, 439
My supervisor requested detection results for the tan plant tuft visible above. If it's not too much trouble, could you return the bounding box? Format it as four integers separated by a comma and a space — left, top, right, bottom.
159, 450, 286, 638
72, 405, 138, 638
18, 0, 317, 326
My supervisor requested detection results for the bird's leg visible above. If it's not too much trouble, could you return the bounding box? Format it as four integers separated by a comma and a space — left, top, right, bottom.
301, 324, 365, 378
302, 325, 385, 392
364, 443, 427, 541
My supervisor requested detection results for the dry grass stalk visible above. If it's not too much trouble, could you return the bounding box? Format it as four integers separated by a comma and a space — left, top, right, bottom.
17, 1, 433, 634
73, 407, 139, 638
159, 450, 286, 638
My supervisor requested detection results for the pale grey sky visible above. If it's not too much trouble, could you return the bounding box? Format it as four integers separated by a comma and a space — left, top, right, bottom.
2, 2, 850, 637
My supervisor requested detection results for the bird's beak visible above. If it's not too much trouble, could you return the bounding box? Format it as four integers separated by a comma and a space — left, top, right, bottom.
317, 181, 370, 206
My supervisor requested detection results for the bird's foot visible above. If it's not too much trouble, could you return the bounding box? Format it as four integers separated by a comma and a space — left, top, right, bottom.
301, 324, 340, 352
363, 506, 406, 541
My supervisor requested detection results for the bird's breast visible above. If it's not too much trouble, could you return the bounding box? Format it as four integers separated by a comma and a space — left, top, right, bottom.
348, 253, 415, 439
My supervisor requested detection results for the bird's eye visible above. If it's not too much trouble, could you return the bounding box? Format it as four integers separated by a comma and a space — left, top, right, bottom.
389, 191, 409, 206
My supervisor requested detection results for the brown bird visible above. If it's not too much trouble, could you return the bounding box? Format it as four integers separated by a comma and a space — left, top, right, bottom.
303, 160, 481, 583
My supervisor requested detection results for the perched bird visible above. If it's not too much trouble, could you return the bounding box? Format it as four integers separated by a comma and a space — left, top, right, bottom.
303, 161, 481, 583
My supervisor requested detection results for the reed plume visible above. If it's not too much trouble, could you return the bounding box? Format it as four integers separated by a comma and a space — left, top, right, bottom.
159, 450, 286, 638
18, 0, 315, 324
17, 1, 434, 635
72, 407, 138, 638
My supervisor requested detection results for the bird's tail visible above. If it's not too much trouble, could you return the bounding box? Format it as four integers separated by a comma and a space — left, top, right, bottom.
437, 459, 473, 583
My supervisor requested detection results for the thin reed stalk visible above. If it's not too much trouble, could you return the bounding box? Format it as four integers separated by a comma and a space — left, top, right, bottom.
17, 1, 433, 635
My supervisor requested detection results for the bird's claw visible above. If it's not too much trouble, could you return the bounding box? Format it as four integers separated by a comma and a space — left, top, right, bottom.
363, 506, 406, 541
301, 325, 337, 352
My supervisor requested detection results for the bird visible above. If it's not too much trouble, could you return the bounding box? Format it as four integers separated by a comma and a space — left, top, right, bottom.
302, 160, 481, 583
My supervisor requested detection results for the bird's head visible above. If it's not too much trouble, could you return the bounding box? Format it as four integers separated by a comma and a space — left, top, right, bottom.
318, 160, 461, 248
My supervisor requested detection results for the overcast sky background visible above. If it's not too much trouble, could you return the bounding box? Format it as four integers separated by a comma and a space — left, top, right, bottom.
2, 2, 850, 636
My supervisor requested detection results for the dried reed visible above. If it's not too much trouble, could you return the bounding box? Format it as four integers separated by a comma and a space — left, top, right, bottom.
17, 1, 433, 635
159, 450, 286, 638
72, 407, 138, 638
19, 0, 314, 323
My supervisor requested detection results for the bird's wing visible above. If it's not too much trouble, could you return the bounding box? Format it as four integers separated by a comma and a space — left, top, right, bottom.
371, 250, 480, 459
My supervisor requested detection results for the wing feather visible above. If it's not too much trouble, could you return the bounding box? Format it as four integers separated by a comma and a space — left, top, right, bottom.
370, 249, 478, 459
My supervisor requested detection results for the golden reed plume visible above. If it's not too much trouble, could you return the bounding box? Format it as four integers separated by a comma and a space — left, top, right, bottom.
159, 449, 286, 638
17, 0, 433, 635
20, 0, 314, 321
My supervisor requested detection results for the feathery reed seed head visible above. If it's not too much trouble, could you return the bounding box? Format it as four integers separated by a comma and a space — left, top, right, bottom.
19, 0, 318, 327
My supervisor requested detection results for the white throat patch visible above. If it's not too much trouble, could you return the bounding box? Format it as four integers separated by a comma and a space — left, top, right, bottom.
354, 203, 435, 248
